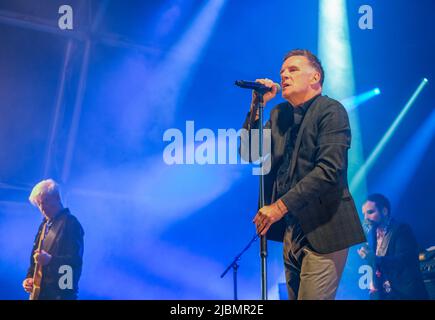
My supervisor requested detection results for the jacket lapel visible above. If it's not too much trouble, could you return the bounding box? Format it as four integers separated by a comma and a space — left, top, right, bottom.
289, 96, 320, 183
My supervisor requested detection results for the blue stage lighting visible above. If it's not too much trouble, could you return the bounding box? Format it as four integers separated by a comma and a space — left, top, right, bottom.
350, 78, 429, 192
341, 87, 381, 112
374, 108, 435, 206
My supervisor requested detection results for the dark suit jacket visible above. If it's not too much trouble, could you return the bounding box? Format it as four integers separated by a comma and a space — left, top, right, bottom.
27, 208, 84, 300
242, 95, 365, 254
369, 221, 428, 300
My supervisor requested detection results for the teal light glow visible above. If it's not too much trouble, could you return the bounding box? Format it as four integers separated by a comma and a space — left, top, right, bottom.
341, 87, 381, 112
350, 78, 429, 191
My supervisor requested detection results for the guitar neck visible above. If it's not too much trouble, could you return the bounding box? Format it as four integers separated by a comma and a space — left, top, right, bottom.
29, 222, 47, 300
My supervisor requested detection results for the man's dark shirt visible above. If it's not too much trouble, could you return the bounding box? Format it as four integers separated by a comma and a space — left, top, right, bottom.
26, 208, 84, 300
275, 94, 320, 200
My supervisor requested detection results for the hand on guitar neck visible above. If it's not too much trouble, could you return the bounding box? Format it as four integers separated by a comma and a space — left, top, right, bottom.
33, 249, 52, 266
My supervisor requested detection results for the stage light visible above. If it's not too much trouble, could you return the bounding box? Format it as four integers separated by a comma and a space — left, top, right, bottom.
148, 0, 228, 125
341, 87, 381, 112
318, 0, 367, 205
374, 108, 435, 207
350, 78, 429, 192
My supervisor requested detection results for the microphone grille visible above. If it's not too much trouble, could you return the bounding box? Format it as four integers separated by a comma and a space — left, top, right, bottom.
274, 83, 282, 92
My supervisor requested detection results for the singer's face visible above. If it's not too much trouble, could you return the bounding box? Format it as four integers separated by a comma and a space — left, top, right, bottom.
280, 56, 319, 101
36, 194, 60, 219
362, 200, 385, 224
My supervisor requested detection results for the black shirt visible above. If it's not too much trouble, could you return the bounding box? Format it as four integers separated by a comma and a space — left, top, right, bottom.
275, 94, 320, 199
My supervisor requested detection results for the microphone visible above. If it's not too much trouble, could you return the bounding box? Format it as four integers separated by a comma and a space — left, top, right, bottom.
235, 80, 281, 94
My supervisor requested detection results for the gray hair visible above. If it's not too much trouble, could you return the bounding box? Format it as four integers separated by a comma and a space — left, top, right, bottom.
29, 179, 61, 206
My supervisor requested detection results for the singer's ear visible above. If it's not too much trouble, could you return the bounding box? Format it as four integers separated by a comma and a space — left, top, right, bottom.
311, 71, 321, 85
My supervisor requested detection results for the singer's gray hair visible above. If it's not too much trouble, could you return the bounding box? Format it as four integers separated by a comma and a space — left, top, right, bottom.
29, 179, 61, 206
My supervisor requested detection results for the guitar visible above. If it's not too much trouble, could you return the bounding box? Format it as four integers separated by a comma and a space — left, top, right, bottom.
29, 222, 48, 300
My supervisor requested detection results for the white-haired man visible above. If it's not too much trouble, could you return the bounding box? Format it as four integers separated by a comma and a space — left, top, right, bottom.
22, 179, 84, 300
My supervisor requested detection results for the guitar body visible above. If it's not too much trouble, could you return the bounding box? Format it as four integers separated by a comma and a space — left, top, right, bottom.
29, 264, 43, 300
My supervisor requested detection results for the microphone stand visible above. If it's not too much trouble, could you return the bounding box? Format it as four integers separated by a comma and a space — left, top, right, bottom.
221, 232, 260, 300
256, 93, 268, 301
247, 91, 268, 300
229, 85, 270, 300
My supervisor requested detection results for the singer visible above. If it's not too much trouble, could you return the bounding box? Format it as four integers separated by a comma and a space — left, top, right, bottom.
241, 49, 365, 299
